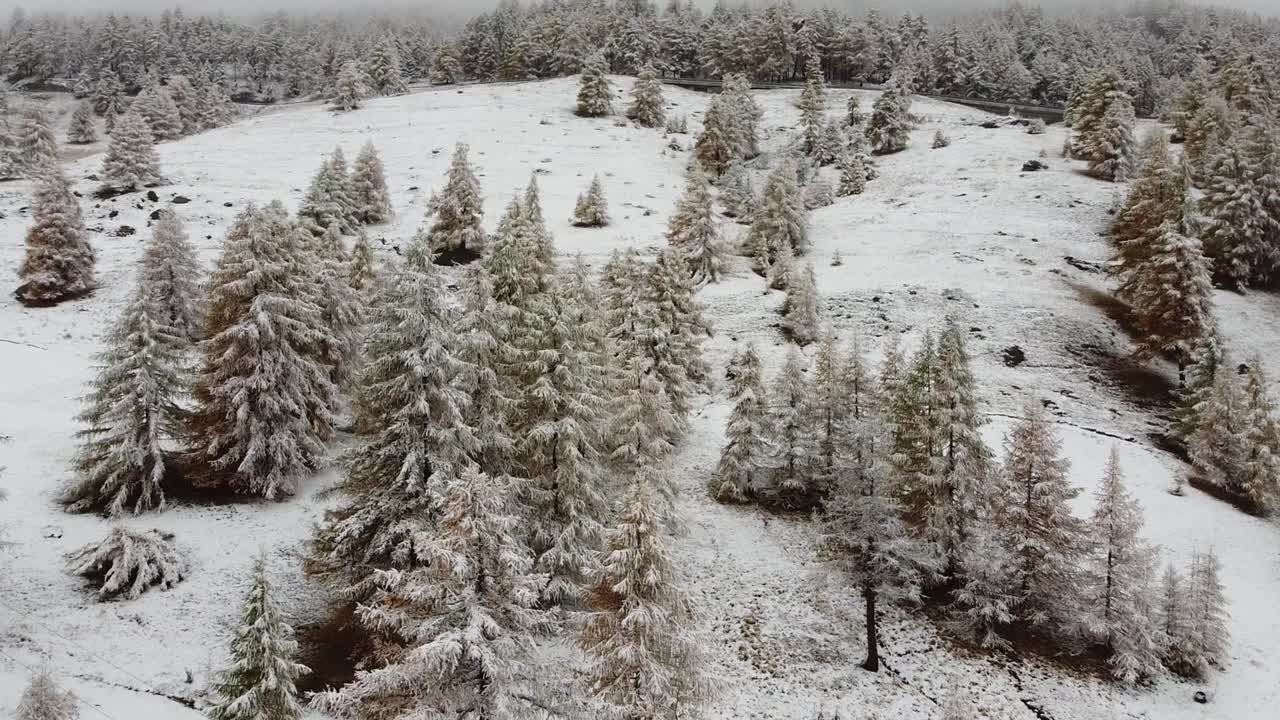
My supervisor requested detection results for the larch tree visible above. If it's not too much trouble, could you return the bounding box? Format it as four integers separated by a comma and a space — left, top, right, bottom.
576, 51, 612, 117
712, 345, 770, 503
1085, 448, 1164, 683
746, 161, 807, 274
1188, 359, 1249, 496
366, 35, 407, 96
846, 94, 866, 127
311, 225, 365, 390
571, 174, 610, 227
133, 80, 182, 141
17, 109, 59, 177
431, 43, 464, 85
1158, 563, 1192, 674
647, 247, 712, 389
1171, 60, 1212, 142
348, 231, 380, 297
1173, 549, 1230, 677
16, 168, 94, 306
1201, 122, 1280, 287
140, 210, 204, 341
1239, 357, 1280, 514
579, 479, 711, 718
453, 264, 518, 480
297, 149, 357, 237
694, 94, 735, 177
723, 72, 761, 160
1175, 334, 1224, 442
955, 518, 1018, 648
1086, 96, 1137, 182
67, 101, 97, 144
1182, 96, 1235, 182
606, 350, 682, 514
799, 55, 828, 159
999, 403, 1087, 628
767, 347, 820, 508
666, 170, 725, 284
311, 466, 544, 720
99, 110, 162, 192
332, 60, 368, 111
63, 276, 187, 517
188, 204, 337, 499
1070, 68, 1130, 160
628, 64, 665, 128
867, 76, 912, 155
781, 261, 821, 346
166, 75, 201, 135
718, 162, 755, 219
15, 670, 78, 720
425, 143, 485, 255
837, 150, 867, 196
208, 555, 309, 720
1110, 129, 1187, 304
350, 140, 393, 225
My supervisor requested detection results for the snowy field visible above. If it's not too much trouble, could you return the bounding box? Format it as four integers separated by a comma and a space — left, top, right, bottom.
1, 76, 1277, 719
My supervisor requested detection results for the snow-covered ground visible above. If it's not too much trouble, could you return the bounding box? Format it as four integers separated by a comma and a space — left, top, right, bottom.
1, 76, 1277, 720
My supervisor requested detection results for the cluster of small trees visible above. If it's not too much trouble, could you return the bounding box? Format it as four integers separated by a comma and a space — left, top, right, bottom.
715, 321, 1229, 683
0, 97, 59, 181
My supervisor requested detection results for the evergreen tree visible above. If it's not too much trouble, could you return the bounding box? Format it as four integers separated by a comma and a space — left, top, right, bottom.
297, 150, 357, 237
746, 161, 807, 274
799, 55, 828, 158
188, 204, 337, 499
99, 110, 162, 191
63, 276, 187, 517
954, 519, 1017, 648
366, 36, 407, 96
579, 479, 711, 718
1189, 359, 1249, 496
867, 77, 912, 155
453, 264, 518, 479
712, 345, 769, 503
16, 168, 94, 306
999, 403, 1087, 627
576, 51, 612, 117
1183, 96, 1234, 182
350, 141, 393, 225
140, 210, 203, 341
194, 70, 234, 130
348, 231, 380, 297
767, 348, 820, 508
628, 64, 665, 128
1085, 96, 1136, 182
722, 72, 761, 159
67, 101, 97, 144
571, 175, 610, 227
1070, 69, 1129, 160
1239, 357, 1280, 513
17, 109, 58, 178
312, 466, 543, 720
1158, 563, 1192, 672
666, 170, 724, 284
1110, 130, 1186, 302
606, 351, 682, 513
1171, 60, 1212, 143
810, 333, 850, 491
166, 75, 201, 136
1174, 550, 1230, 677
208, 555, 310, 720
1085, 448, 1163, 683
694, 94, 734, 177
1201, 123, 1280, 287
332, 61, 368, 111
781, 261, 821, 345
132, 80, 182, 141
312, 225, 365, 390
1126, 204, 1214, 370
837, 151, 867, 196
431, 43, 464, 85
425, 143, 485, 254
15, 670, 78, 720
1176, 335, 1224, 441
846, 94, 866, 127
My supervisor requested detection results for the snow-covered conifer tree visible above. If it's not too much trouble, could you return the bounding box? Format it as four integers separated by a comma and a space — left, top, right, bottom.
132, 80, 182, 141
579, 478, 711, 717
713, 345, 769, 503
799, 55, 828, 159
1188, 359, 1249, 495
140, 210, 203, 341
1176, 335, 1224, 441
846, 94, 865, 127
1239, 357, 1280, 513
694, 94, 735, 177
1085, 448, 1164, 683
767, 348, 820, 508
931, 129, 951, 149
431, 43, 463, 85
453, 264, 517, 477
666, 170, 724, 283
194, 71, 233, 130
955, 520, 1017, 648
606, 350, 682, 513
1174, 550, 1230, 677
348, 232, 380, 297
165, 75, 200, 136
867, 77, 912, 155
1183, 96, 1234, 182
15, 670, 78, 720
810, 333, 850, 491
17, 109, 58, 177
628, 64, 665, 128
312, 225, 364, 390
572, 175, 610, 227
365, 36, 407, 96
208, 555, 309, 720
63, 276, 186, 517
312, 466, 543, 720
999, 403, 1087, 627
781, 261, 821, 345
747, 161, 807, 273
723, 72, 761, 159
1171, 61, 1212, 143
99, 110, 161, 191
67, 101, 97, 144
576, 51, 612, 117
349, 141, 392, 225
647, 247, 712, 385
297, 150, 357, 237
1201, 125, 1279, 288
425, 143, 485, 255
719, 161, 756, 221
878, 335, 906, 408
1158, 563, 1192, 672
16, 168, 94, 306
332, 61, 368, 112
188, 205, 337, 499
1070, 68, 1130, 160
837, 151, 867, 196
1086, 96, 1137, 182
1126, 205, 1213, 369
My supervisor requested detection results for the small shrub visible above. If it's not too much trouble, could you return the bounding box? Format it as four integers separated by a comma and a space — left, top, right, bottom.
67, 526, 188, 600
931, 129, 950, 149
1028, 118, 1047, 135
803, 179, 834, 210
830, 250, 843, 267
665, 114, 688, 134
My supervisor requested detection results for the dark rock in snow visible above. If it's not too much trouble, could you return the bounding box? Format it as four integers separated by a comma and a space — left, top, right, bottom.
172, 195, 191, 204
116, 225, 136, 237
1193, 691, 1208, 704
149, 209, 163, 221
1022, 160, 1050, 172
1064, 256, 1102, 274
146, 190, 159, 202
224, 202, 233, 207
1002, 346, 1026, 367
108, 210, 119, 219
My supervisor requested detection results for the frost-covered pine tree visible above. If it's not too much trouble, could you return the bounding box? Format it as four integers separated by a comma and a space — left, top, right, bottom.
647, 247, 712, 386
312, 239, 475, 589
312, 225, 365, 390
67, 101, 97, 144
694, 94, 735, 177
867, 77, 912, 155
576, 51, 612, 118
17, 168, 94, 306
1126, 206, 1213, 370
767, 238, 795, 291
140, 210, 203, 341
799, 55, 828, 159
365, 35, 407, 96
719, 161, 756, 221
1085, 448, 1164, 683
606, 351, 682, 513
332, 61, 368, 112
1086, 96, 1137, 182
349, 141, 392, 225
846, 94, 865, 127
1201, 125, 1279, 288
1239, 357, 1280, 514
1110, 131, 1186, 299
1000, 403, 1087, 627
188, 205, 337, 499
1170, 60, 1213, 143
837, 151, 867, 196
166, 75, 200, 136
425, 143, 485, 255
194, 70, 234, 130
628, 64, 665, 128
0, 100, 18, 180
666, 170, 724, 283
931, 129, 950, 149
572, 175, 610, 227
15, 670, 78, 720
17, 109, 59, 178
64, 277, 186, 517
132, 80, 182, 141
579, 478, 711, 718
99, 110, 161, 191
723, 72, 762, 160
453, 264, 518, 478
782, 261, 821, 345
712, 345, 769, 503
747, 161, 807, 273
1158, 563, 1192, 673
1189, 355, 1250, 491
348, 231, 380, 297
208, 555, 309, 720
312, 466, 543, 720
297, 149, 358, 237
1173, 549, 1230, 677
767, 347, 820, 508
1176, 334, 1224, 443
955, 519, 1017, 648
431, 43, 463, 85
1070, 68, 1129, 159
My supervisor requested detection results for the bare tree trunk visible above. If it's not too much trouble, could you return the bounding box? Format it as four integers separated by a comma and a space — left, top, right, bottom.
862, 586, 879, 672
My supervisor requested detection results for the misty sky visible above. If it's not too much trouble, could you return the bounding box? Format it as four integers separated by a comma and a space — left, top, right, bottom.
2, 0, 1277, 20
